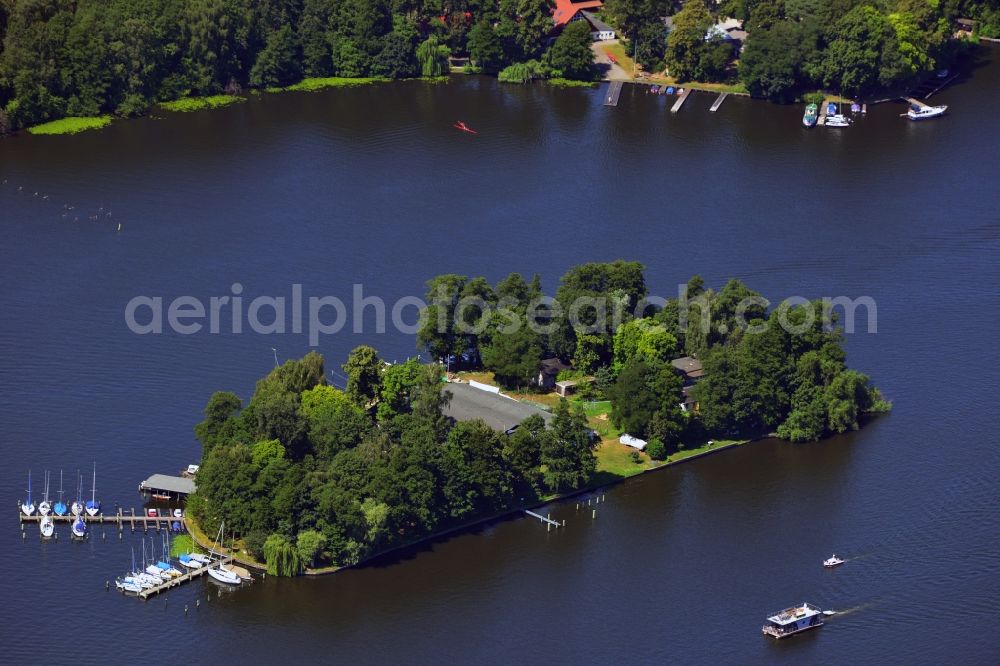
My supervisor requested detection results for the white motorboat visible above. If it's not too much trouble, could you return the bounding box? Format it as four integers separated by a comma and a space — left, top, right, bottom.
21, 470, 36, 517
188, 553, 211, 564
207, 565, 242, 585
825, 114, 851, 127
907, 104, 947, 120
40, 515, 55, 539
823, 554, 845, 568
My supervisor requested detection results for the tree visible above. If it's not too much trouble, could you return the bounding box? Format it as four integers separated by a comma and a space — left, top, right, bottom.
480, 323, 543, 389
499, 0, 556, 61
343, 345, 382, 407
540, 400, 596, 492
740, 22, 816, 102
607, 359, 683, 438
665, 0, 716, 81
194, 391, 243, 452
300, 384, 371, 458
250, 24, 301, 87
416, 35, 450, 76
418, 274, 467, 363
612, 318, 678, 372
468, 20, 504, 73
546, 21, 595, 80
296, 529, 326, 567
264, 533, 303, 576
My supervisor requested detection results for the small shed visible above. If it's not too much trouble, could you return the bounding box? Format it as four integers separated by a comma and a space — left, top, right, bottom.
581, 11, 616, 41
620, 434, 648, 450
555, 379, 579, 398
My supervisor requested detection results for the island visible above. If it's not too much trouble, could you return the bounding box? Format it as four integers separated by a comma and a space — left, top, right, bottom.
187, 261, 889, 576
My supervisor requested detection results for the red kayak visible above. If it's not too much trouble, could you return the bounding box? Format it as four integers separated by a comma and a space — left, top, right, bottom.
453, 121, 478, 135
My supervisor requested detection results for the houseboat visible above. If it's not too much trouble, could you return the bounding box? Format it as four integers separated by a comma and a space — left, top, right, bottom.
762, 602, 825, 639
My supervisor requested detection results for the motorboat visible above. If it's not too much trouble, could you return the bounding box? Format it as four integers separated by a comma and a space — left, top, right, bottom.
21, 471, 36, 517
762, 603, 826, 639
189, 553, 211, 565
85, 462, 101, 516
825, 114, 851, 127
802, 103, 818, 127
40, 515, 55, 539
907, 104, 947, 120
823, 552, 844, 566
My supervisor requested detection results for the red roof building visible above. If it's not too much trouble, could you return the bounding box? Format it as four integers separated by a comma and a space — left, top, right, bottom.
552, 0, 604, 27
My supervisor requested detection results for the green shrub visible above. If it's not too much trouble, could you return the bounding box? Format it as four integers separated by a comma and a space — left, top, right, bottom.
645, 438, 667, 460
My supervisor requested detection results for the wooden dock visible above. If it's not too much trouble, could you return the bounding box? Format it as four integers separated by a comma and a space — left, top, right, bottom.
670, 88, 692, 113
524, 510, 562, 528
604, 81, 623, 107
903, 96, 930, 110
136, 554, 235, 599
19, 507, 182, 533
709, 92, 729, 112
817, 99, 829, 125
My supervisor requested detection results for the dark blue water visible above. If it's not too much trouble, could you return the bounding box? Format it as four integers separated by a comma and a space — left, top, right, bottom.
1, 49, 998, 663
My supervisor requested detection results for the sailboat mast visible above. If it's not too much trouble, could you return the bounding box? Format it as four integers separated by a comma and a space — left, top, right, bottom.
91, 461, 96, 503
58, 470, 64, 500
27, 470, 32, 504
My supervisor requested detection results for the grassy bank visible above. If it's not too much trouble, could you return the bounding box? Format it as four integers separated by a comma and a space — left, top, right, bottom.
266, 76, 388, 93
159, 95, 244, 112
548, 78, 599, 88
28, 116, 113, 135
169, 534, 202, 557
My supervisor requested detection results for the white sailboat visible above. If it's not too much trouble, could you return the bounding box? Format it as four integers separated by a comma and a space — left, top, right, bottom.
38, 471, 52, 516
157, 533, 183, 578
85, 462, 101, 516
21, 470, 36, 517
54, 470, 68, 516
40, 514, 55, 539
70, 471, 84, 516
206, 522, 242, 585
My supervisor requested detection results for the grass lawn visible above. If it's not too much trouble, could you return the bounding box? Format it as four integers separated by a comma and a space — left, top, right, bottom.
169, 534, 201, 557
28, 116, 112, 135
454, 370, 496, 385
160, 95, 244, 112
594, 439, 650, 480
603, 42, 637, 77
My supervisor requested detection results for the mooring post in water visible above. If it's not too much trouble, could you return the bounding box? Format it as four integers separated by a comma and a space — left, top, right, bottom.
592, 509, 596, 519
562, 520, 566, 527
547, 522, 551, 532
575, 503, 579, 510
105, 581, 109, 591
184, 605, 188, 615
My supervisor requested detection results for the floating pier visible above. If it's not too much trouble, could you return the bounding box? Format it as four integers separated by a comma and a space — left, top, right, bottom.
709, 92, 729, 112
903, 96, 931, 110
670, 88, 692, 113
136, 554, 235, 599
604, 81, 623, 107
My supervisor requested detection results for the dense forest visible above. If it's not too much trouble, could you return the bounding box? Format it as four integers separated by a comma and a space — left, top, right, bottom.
604, 0, 998, 101
2, 1, 998, 133
191, 263, 887, 575
190, 348, 597, 575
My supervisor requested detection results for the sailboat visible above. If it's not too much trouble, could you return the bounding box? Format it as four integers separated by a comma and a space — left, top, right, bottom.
206, 522, 242, 585
85, 462, 101, 516
155, 535, 183, 578
39, 471, 52, 516
40, 514, 55, 539
825, 96, 851, 127
70, 471, 84, 516
54, 470, 68, 516
21, 470, 36, 517
71, 512, 87, 539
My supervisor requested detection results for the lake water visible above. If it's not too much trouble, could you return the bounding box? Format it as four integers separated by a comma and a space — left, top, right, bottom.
2, 48, 999, 664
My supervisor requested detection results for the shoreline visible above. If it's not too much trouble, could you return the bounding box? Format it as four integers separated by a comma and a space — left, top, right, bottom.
186, 433, 767, 577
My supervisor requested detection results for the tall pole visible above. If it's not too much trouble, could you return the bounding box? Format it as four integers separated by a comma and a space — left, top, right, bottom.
271, 347, 279, 367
